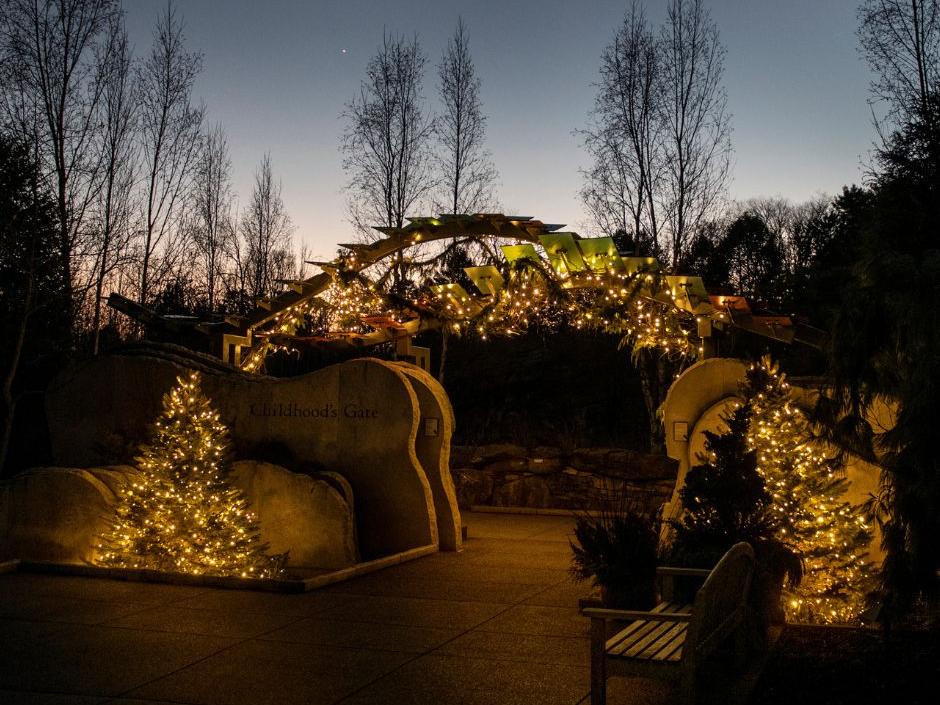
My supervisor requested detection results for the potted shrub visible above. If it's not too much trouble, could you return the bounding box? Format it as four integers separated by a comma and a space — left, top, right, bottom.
570, 490, 660, 609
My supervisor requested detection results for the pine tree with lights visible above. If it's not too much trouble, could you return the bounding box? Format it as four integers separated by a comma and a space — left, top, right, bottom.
745, 356, 874, 623
98, 372, 282, 578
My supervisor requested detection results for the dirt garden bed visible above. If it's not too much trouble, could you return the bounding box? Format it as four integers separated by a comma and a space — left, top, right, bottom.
752, 624, 939, 704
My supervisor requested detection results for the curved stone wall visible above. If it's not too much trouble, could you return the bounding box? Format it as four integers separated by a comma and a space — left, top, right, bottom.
45, 354, 445, 560
392, 363, 463, 551
660, 358, 747, 524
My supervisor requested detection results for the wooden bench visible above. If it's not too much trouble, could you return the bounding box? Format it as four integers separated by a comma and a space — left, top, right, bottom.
582, 542, 755, 705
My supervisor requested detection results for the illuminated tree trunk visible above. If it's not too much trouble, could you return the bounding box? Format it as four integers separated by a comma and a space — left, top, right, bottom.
636, 350, 669, 454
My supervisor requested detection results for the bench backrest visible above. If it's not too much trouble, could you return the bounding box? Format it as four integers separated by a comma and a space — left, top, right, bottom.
684, 542, 755, 662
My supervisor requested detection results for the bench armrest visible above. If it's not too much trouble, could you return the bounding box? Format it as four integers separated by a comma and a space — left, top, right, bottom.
582, 607, 692, 622
656, 566, 711, 577
656, 566, 711, 602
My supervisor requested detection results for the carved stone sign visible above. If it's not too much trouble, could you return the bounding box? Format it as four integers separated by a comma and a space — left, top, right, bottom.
46, 353, 454, 560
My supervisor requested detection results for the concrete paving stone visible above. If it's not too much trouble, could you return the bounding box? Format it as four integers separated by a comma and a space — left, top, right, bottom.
173, 586, 353, 616
345, 652, 590, 705
105, 701, 189, 705
437, 630, 590, 667
0, 513, 600, 704
604, 675, 677, 705
105, 604, 303, 639
0, 618, 72, 648
479, 604, 590, 638
0, 624, 234, 697
0, 592, 153, 625
340, 555, 568, 587
320, 573, 545, 604
0, 573, 206, 605
317, 594, 508, 630
259, 616, 460, 653
527, 525, 578, 543
465, 539, 571, 559
457, 551, 574, 571
462, 536, 573, 556
523, 580, 594, 608
107, 701, 199, 705
127, 638, 412, 705
464, 514, 576, 541
343, 681, 590, 705
0, 691, 106, 705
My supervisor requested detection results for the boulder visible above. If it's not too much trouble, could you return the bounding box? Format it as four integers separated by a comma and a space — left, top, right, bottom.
526, 457, 562, 474
531, 445, 563, 460
486, 458, 528, 474
449, 446, 477, 468
230, 461, 358, 570
1, 462, 359, 571
0, 467, 121, 563
474, 444, 526, 463
493, 476, 551, 508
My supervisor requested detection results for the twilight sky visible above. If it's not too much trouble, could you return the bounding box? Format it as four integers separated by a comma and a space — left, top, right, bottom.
122, 0, 875, 261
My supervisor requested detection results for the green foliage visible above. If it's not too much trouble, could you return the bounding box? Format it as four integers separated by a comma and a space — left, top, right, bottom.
0, 133, 70, 474
828, 101, 940, 625
0, 135, 69, 360
570, 495, 660, 608
746, 357, 874, 623
673, 403, 777, 554
669, 394, 802, 624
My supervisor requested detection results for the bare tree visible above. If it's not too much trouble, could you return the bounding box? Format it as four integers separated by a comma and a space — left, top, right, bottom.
858, 0, 939, 130
659, 0, 731, 268
241, 153, 293, 300
0, 0, 120, 330
342, 31, 434, 289
91, 14, 137, 353
436, 18, 497, 214
192, 122, 232, 311
137, 1, 203, 305
581, 2, 661, 253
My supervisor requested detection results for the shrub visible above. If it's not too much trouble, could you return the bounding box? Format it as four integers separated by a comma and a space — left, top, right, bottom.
570, 490, 660, 608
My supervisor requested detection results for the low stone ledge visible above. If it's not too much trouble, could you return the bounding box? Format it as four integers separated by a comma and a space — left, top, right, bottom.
7, 543, 437, 593
451, 444, 677, 513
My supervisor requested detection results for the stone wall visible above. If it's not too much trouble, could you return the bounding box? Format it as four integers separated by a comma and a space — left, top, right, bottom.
450, 444, 678, 514
45, 353, 454, 559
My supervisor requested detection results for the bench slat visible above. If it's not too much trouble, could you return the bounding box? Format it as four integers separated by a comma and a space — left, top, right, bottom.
608, 618, 666, 655
639, 622, 687, 661
664, 629, 688, 661
622, 619, 679, 658
604, 601, 682, 652
606, 603, 693, 657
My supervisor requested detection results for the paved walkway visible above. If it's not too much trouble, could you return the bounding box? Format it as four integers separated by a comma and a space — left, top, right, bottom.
1, 513, 586, 704
0, 512, 691, 705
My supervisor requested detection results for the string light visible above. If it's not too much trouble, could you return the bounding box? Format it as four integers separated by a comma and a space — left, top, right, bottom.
96, 372, 283, 578
239, 242, 704, 371
745, 356, 875, 624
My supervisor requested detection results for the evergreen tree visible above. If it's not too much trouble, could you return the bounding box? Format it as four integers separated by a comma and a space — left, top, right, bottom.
674, 401, 776, 553
671, 400, 801, 628
98, 372, 281, 578
745, 356, 875, 623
